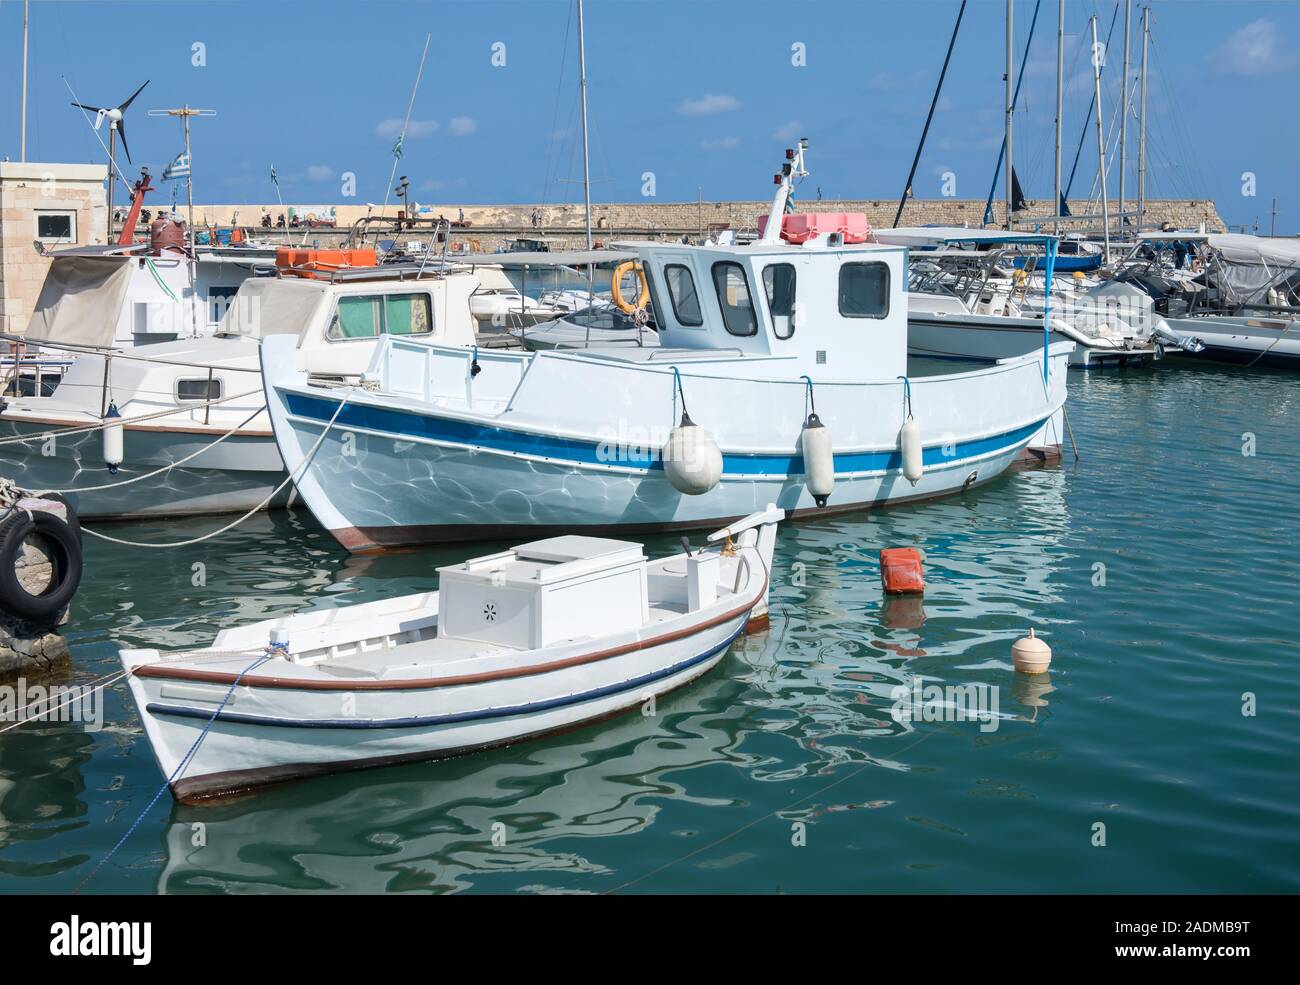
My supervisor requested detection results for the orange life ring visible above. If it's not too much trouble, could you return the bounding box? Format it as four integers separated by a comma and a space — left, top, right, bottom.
612, 261, 649, 314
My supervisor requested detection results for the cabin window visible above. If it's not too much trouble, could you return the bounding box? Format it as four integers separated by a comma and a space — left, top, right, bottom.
762, 263, 797, 339
327, 293, 433, 340
664, 264, 703, 326
175, 377, 223, 402
711, 262, 757, 337
207, 286, 239, 324
838, 262, 890, 319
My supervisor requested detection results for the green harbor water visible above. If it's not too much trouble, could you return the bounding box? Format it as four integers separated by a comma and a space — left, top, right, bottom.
1, 361, 1297, 894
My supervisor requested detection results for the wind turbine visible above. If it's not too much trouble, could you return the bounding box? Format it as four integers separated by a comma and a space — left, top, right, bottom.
70, 80, 149, 233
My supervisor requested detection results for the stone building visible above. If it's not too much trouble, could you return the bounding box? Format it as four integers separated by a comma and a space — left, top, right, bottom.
0, 162, 108, 335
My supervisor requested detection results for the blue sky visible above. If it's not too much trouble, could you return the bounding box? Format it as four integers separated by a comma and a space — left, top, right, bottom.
1, 0, 1296, 232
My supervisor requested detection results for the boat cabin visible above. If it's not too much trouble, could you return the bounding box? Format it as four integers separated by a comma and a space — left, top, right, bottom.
624, 236, 909, 378
220, 264, 481, 380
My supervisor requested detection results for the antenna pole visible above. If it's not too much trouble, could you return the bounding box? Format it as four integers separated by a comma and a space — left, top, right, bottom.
1119, 0, 1131, 235
577, 0, 593, 252
1053, 0, 1063, 234
1137, 5, 1149, 231
1004, 0, 1014, 230
1090, 15, 1110, 260
383, 34, 431, 221
20, 0, 29, 162
108, 128, 115, 241
184, 108, 195, 238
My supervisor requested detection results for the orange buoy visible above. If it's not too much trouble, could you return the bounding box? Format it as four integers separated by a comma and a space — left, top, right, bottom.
880, 548, 924, 595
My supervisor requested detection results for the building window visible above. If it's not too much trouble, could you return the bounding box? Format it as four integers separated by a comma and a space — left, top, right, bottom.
711, 261, 757, 337
207, 286, 239, 324
762, 263, 797, 339
838, 262, 890, 319
35, 210, 76, 243
176, 377, 223, 402
664, 264, 703, 326
327, 293, 433, 340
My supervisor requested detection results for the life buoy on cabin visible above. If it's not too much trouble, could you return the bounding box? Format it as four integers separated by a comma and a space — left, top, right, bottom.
611, 261, 650, 315
0, 509, 83, 628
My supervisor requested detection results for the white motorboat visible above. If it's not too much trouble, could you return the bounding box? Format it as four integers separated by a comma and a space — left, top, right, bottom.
120, 506, 784, 803
0, 261, 482, 519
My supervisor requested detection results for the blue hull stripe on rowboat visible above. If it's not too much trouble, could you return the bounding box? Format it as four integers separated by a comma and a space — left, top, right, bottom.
283, 391, 1047, 476
146, 623, 744, 731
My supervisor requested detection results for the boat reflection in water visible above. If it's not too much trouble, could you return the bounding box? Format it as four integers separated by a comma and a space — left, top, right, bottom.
153, 465, 1070, 893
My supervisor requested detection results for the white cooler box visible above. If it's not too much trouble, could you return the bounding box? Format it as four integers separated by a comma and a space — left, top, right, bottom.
437, 535, 649, 649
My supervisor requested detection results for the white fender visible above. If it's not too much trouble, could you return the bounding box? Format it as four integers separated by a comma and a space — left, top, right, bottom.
800, 413, 834, 507
102, 401, 124, 474
899, 417, 922, 485
662, 417, 722, 495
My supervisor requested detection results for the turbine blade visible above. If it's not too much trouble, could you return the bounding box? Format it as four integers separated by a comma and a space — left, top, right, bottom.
70, 102, 104, 113
117, 120, 132, 164
118, 80, 149, 112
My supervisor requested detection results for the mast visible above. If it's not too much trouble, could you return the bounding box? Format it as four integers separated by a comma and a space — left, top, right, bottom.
1090, 15, 1110, 259
1053, 0, 1063, 234
577, 0, 593, 252
1137, 5, 1149, 231
1005, 0, 1014, 230
20, 0, 29, 161
892, 0, 967, 228
1118, 0, 1131, 235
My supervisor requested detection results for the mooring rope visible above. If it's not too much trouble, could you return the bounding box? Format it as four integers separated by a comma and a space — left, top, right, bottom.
46, 405, 265, 494
0, 668, 132, 736
79, 392, 351, 549
75, 649, 274, 893
0, 387, 264, 446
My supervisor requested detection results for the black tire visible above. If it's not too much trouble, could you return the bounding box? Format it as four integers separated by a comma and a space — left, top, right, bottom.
0, 510, 83, 628
36, 493, 81, 543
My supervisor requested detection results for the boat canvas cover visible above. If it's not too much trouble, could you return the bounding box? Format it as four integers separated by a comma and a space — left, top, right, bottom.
22, 255, 134, 349
216, 277, 327, 339
1206, 234, 1300, 303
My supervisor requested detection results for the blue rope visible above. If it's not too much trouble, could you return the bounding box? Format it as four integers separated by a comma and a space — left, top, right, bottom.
896, 375, 914, 419
75, 650, 274, 893
800, 374, 816, 417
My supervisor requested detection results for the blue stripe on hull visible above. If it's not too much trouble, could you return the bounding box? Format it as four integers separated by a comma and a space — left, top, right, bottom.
147, 623, 744, 731
283, 391, 1048, 477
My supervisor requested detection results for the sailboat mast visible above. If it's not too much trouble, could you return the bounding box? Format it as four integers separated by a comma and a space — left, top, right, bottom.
577, 0, 593, 251
1053, 0, 1063, 235
1090, 15, 1110, 259
1119, 0, 1131, 235
1138, 5, 1149, 231
1005, 0, 1014, 231
20, 0, 29, 162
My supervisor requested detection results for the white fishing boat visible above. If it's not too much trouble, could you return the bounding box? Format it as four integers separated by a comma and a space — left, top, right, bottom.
120, 506, 783, 803
0, 259, 482, 519
262, 143, 1071, 552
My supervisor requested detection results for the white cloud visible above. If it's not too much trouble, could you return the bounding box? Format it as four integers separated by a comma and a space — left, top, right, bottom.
1210, 19, 1300, 77
446, 116, 478, 137
305, 164, 335, 181
865, 71, 903, 91
374, 118, 439, 140
701, 136, 740, 151
678, 93, 740, 116
771, 120, 803, 141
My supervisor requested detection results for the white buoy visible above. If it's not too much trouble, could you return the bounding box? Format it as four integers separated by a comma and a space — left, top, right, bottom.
1011, 628, 1052, 674
662, 414, 722, 495
102, 401, 123, 475
800, 412, 834, 507
899, 417, 922, 485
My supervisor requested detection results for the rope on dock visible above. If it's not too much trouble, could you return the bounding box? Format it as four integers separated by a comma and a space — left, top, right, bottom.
46, 406, 264, 494
0, 387, 265, 446
79, 392, 351, 549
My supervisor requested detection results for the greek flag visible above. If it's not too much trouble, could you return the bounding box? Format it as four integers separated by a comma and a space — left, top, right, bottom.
270, 164, 279, 186
162, 152, 191, 181
391, 135, 404, 159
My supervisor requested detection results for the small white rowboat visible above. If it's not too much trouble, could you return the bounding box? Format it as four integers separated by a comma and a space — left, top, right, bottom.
121, 506, 783, 803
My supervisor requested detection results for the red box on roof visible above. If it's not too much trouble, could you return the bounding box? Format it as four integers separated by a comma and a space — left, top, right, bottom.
756, 212, 873, 244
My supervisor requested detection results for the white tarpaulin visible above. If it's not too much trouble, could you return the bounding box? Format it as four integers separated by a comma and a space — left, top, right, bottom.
1205, 235, 1300, 304
216, 277, 327, 339
22, 255, 135, 349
